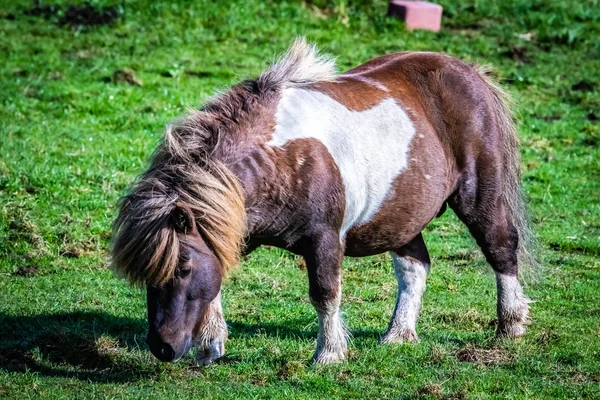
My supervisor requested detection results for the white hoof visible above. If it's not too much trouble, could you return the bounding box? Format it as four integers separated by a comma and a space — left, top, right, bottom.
312, 348, 347, 364
196, 340, 225, 366
497, 322, 527, 338
380, 328, 419, 344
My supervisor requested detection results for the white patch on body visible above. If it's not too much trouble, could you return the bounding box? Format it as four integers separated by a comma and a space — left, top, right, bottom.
268, 87, 416, 238
381, 253, 429, 343
195, 291, 228, 366
495, 273, 530, 337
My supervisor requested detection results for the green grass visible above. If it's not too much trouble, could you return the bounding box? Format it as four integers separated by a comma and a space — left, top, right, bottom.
1, 0, 599, 398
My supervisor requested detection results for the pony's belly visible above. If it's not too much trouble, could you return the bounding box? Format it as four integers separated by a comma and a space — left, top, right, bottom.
344, 212, 430, 257
343, 189, 444, 257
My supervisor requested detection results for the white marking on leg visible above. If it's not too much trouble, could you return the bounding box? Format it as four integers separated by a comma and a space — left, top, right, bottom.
381, 253, 429, 344
496, 273, 530, 337
268, 88, 416, 239
196, 291, 228, 365
312, 287, 348, 364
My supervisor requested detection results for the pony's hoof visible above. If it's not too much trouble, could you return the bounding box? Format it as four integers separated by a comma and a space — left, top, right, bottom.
312, 349, 347, 364
380, 328, 419, 344
196, 340, 225, 366
496, 323, 526, 338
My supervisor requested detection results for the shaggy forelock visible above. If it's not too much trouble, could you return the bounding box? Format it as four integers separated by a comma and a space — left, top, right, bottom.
112, 157, 246, 287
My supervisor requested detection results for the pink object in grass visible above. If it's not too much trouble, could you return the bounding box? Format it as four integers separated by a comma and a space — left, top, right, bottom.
388, 1, 443, 32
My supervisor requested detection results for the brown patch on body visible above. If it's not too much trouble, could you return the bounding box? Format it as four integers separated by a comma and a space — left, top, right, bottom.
311, 76, 388, 111
242, 137, 345, 250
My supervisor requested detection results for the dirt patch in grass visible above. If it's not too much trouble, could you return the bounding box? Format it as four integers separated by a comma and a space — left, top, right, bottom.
571, 81, 596, 92
536, 115, 562, 122
456, 344, 514, 365
296, 257, 307, 271
59, 239, 98, 258
24, 2, 121, 27
503, 47, 531, 63
276, 360, 304, 380
7, 217, 47, 255
60, 247, 84, 258
12, 265, 39, 277
428, 345, 447, 364
113, 68, 143, 86
417, 383, 444, 398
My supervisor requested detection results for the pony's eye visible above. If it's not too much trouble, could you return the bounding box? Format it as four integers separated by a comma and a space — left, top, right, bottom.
175, 268, 191, 279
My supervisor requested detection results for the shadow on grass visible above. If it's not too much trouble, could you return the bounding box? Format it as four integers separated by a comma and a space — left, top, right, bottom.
0, 311, 157, 383
228, 320, 383, 342
0, 312, 425, 381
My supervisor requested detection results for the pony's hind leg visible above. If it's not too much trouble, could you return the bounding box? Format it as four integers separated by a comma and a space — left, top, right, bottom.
450, 178, 530, 338
381, 233, 430, 344
495, 273, 530, 337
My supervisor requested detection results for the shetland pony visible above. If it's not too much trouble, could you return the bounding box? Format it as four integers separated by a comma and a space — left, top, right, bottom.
112, 38, 534, 365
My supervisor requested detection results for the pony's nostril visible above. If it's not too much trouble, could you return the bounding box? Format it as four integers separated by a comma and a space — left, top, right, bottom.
160, 343, 175, 361
147, 333, 178, 362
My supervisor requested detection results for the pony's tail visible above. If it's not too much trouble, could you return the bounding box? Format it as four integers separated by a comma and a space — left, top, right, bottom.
476, 66, 539, 277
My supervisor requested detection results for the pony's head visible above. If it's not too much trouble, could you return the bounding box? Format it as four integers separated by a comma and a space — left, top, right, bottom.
111, 156, 245, 362
144, 203, 223, 362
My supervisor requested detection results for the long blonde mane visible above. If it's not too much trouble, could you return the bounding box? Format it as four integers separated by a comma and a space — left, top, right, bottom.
111, 38, 335, 286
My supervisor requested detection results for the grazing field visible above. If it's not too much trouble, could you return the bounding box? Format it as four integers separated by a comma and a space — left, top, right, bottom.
1, 0, 599, 398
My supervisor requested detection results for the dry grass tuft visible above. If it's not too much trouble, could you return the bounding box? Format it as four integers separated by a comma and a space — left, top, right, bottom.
456, 344, 514, 365
417, 383, 444, 398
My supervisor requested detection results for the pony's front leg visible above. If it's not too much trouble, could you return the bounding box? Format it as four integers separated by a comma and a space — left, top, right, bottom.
305, 230, 348, 364
195, 291, 228, 366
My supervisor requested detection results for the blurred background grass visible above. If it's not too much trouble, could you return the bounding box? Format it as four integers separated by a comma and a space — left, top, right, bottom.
0, 1, 599, 399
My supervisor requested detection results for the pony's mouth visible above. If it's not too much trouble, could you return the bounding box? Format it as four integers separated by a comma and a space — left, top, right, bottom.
172, 336, 193, 362
147, 333, 193, 362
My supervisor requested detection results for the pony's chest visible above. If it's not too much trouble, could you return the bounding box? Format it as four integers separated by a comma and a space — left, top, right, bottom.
268, 88, 416, 237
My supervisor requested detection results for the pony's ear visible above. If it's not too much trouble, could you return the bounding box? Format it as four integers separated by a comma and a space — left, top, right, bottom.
171, 202, 196, 234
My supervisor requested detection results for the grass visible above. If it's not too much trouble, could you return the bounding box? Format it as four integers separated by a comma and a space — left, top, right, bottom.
0, 0, 599, 398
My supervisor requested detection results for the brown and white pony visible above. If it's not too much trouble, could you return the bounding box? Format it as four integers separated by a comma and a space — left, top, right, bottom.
112, 38, 534, 365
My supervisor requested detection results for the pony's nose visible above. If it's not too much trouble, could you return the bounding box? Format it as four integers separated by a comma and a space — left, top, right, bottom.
146, 333, 177, 362
156, 342, 176, 362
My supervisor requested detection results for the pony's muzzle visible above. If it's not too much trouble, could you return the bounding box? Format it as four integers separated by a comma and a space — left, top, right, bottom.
146, 331, 192, 362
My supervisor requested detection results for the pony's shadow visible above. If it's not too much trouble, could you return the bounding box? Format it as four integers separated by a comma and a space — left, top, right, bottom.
228, 320, 383, 341
0, 311, 152, 383
0, 312, 392, 382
